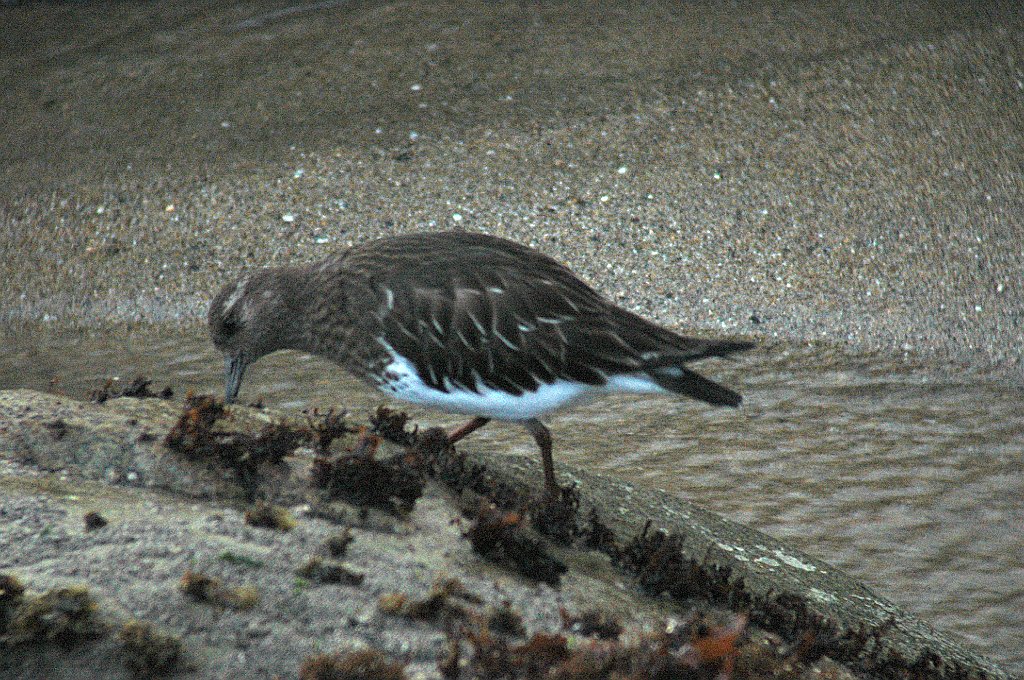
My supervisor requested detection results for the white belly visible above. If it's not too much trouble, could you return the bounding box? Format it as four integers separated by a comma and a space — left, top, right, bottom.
374, 349, 667, 421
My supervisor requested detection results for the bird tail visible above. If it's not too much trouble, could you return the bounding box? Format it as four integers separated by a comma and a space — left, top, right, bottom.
641, 340, 752, 407
645, 364, 743, 406
673, 338, 755, 362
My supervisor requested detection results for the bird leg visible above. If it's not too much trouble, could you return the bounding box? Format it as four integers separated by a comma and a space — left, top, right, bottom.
523, 418, 558, 498
446, 416, 490, 444
447, 416, 558, 498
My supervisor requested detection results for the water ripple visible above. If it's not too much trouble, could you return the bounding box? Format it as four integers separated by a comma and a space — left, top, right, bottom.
0, 326, 1020, 671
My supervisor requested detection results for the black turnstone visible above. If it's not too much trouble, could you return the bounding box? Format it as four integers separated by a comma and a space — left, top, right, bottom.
208, 231, 752, 496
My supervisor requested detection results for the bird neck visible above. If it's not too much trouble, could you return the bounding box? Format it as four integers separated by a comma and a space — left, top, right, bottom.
267, 265, 320, 355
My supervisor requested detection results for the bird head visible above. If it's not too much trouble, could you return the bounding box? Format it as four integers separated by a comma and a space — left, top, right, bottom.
208, 267, 305, 403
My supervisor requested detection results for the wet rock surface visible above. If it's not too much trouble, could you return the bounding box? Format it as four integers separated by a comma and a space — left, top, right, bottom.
0, 389, 1012, 679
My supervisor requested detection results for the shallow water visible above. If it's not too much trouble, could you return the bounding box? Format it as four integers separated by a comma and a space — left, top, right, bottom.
1, 324, 1021, 671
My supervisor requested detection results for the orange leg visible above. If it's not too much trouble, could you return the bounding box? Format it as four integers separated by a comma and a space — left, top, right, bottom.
446, 416, 558, 497
446, 416, 490, 444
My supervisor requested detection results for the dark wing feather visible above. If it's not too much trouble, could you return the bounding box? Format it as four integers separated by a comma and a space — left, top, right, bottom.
373, 259, 641, 395
346, 232, 752, 404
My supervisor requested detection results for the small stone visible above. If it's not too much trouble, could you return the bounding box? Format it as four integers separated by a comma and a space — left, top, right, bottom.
84, 511, 108, 531
410, 83, 422, 91
452, 213, 463, 222
282, 214, 295, 223
617, 166, 628, 174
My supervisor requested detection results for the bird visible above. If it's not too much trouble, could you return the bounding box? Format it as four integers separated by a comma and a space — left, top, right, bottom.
208, 231, 753, 497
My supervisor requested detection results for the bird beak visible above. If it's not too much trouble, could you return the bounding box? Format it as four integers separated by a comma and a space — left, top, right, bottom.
224, 353, 247, 404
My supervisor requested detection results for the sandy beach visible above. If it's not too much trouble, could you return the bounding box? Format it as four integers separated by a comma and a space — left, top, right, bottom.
1, 0, 1021, 373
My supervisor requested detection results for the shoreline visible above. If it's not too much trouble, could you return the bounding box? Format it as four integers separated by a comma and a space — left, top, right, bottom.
1, 1, 1021, 376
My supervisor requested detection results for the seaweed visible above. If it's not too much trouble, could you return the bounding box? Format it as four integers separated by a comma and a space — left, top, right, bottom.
164, 392, 305, 496
305, 407, 355, 453
118, 619, 183, 676
379, 577, 481, 623
295, 557, 365, 586
559, 608, 623, 640
369, 406, 417, 446
299, 648, 406, 680
90, 375, 173, 403
43, 418, 68, 440
244, 501, 296, 531
0, 573, 27, 634
324, 528, 354, 557
464, 501, 566, 586
178, 570, 258, 610
5, 585, 105, 645
445, 610, 752, 680
310, 427, 423, 511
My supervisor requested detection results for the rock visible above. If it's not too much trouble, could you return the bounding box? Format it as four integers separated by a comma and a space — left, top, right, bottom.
0, 389, 1011, 679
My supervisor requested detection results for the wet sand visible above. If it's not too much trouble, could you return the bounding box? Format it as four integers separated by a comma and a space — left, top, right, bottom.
1, 0, 1022, 374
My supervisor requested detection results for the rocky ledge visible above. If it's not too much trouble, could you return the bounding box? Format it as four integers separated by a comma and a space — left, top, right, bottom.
0, 388, 1010, 679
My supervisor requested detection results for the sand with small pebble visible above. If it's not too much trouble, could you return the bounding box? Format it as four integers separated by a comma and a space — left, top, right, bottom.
1, 0, 1021, 375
